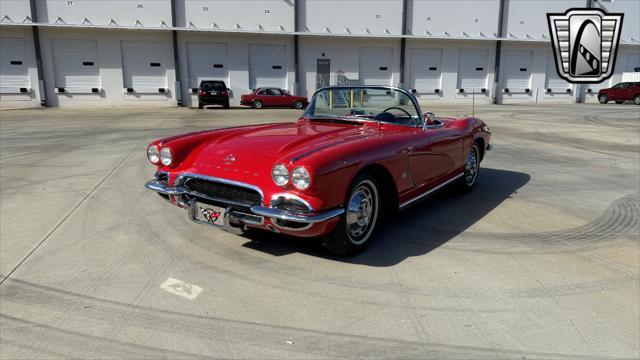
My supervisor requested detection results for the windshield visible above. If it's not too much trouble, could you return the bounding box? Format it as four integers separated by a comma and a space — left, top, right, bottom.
201, 82, 226, 91
304, 87, 422, 126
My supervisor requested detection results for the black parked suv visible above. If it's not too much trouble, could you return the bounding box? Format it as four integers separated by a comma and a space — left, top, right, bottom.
197, 80, 230, 109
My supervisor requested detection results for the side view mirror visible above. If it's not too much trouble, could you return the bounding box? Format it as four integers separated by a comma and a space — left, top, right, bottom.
424, 111, 435, 125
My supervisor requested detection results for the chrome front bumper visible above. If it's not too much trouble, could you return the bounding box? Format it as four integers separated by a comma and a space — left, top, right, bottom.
145, 178, 344, 224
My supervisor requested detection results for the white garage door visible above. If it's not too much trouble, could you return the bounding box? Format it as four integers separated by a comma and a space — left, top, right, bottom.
121, 40, 168, 90
51, 39, 100, 89
187, 42, 228, 89
359, 47, 393, 86
408, 48, 442, 91
457, 49, 489, 90
545, 52, 570, 90
502, 50, 532, 90
249, 44, 287, 89
0, 38, 29, 90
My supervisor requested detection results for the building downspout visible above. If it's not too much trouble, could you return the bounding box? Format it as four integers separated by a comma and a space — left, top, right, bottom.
492, 0, 505, 104
29, 0, 46, 106
399, 0, 408, 89
170, 0, 182, 106
294, 0, 300, 95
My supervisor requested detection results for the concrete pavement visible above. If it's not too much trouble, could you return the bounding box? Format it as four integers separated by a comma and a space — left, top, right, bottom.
0, 104, 638, 359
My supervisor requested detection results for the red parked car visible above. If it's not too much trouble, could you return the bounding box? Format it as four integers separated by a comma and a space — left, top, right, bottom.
145, 86, 492, 256
240, 87, 308, 109
598, 82, 640, 105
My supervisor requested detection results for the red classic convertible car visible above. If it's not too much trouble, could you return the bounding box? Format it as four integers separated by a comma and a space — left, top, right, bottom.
145, 86, 491, 256
240, 88, 308, 109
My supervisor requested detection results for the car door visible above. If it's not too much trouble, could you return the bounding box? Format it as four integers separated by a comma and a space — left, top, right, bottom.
408, 123, 465, 189
255, 89, 269, 104
609, 83, 627, 100
278, 88, 293, 106
270, 88, 288, 106
262, 88, 279, 106
624, 83, 638, 100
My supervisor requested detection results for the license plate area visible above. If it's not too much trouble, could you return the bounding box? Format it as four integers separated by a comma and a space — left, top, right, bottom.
188, 201, 226, 228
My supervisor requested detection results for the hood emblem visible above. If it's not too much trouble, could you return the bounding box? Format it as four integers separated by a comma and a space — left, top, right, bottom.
223, 154, 236, 164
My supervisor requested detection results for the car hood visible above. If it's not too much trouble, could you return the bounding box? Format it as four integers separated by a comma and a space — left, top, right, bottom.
182, 121, 378, 179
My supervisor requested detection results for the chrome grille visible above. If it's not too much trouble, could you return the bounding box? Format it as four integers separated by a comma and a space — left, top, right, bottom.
183, 177, 262, 208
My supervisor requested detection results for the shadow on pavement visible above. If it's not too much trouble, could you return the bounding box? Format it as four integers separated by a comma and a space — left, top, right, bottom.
242, 168, 530, 266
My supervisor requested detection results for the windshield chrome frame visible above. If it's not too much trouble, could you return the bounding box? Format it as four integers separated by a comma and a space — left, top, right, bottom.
303, 86, 425, 128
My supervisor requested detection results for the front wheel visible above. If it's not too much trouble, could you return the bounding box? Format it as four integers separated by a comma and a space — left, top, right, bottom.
292, 100, 304, 109
252, 100, 263, 109
323, 174, 380, 257
634, 95, 640, 105
457, 143, 480, 192
598, 94, 609, 104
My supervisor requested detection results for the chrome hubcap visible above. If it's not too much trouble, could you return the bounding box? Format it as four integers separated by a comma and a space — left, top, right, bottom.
465, 148, 479, 185
346, 183, 375, 242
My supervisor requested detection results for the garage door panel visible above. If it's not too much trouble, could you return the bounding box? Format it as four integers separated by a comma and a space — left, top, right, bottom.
0, 38, 29, 89
249, 44, 286, 89
121, 41, 168, 90
187, 42, 228, 89
359, 47, 393, 86
409, 48, 442, 91
457, 49, 488, 90
51, 39, 100, 89
545, 52, 570, 90
503, 50, 532, 90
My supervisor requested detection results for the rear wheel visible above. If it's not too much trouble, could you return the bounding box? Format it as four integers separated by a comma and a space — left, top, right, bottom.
598, 94, 609, 104
323, 173, 380, 257
252, 100, 263, 109
615, 100, 625, 104
457, 143, 480, 192
223, 100, 230, 109
198, 102, 204, 109
634, 95, 640, 105
293, 100, 304, 109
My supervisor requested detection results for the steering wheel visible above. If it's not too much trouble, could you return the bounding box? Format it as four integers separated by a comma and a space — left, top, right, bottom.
375, 107, 415, 124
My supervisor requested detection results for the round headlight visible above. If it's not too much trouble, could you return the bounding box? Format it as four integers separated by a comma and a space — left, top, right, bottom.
147, 145, 160, 164
272, 164, 289, 186
160, 147, 173, 166
292, 166, 311, 190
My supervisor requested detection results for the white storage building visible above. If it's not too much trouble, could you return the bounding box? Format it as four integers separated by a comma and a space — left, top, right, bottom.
0, 0, 638, 108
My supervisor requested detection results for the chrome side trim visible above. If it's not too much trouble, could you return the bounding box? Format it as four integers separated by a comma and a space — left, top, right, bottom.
250, 206, 344, 223
399, 173, 464, 210
175, 172, 264, 202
